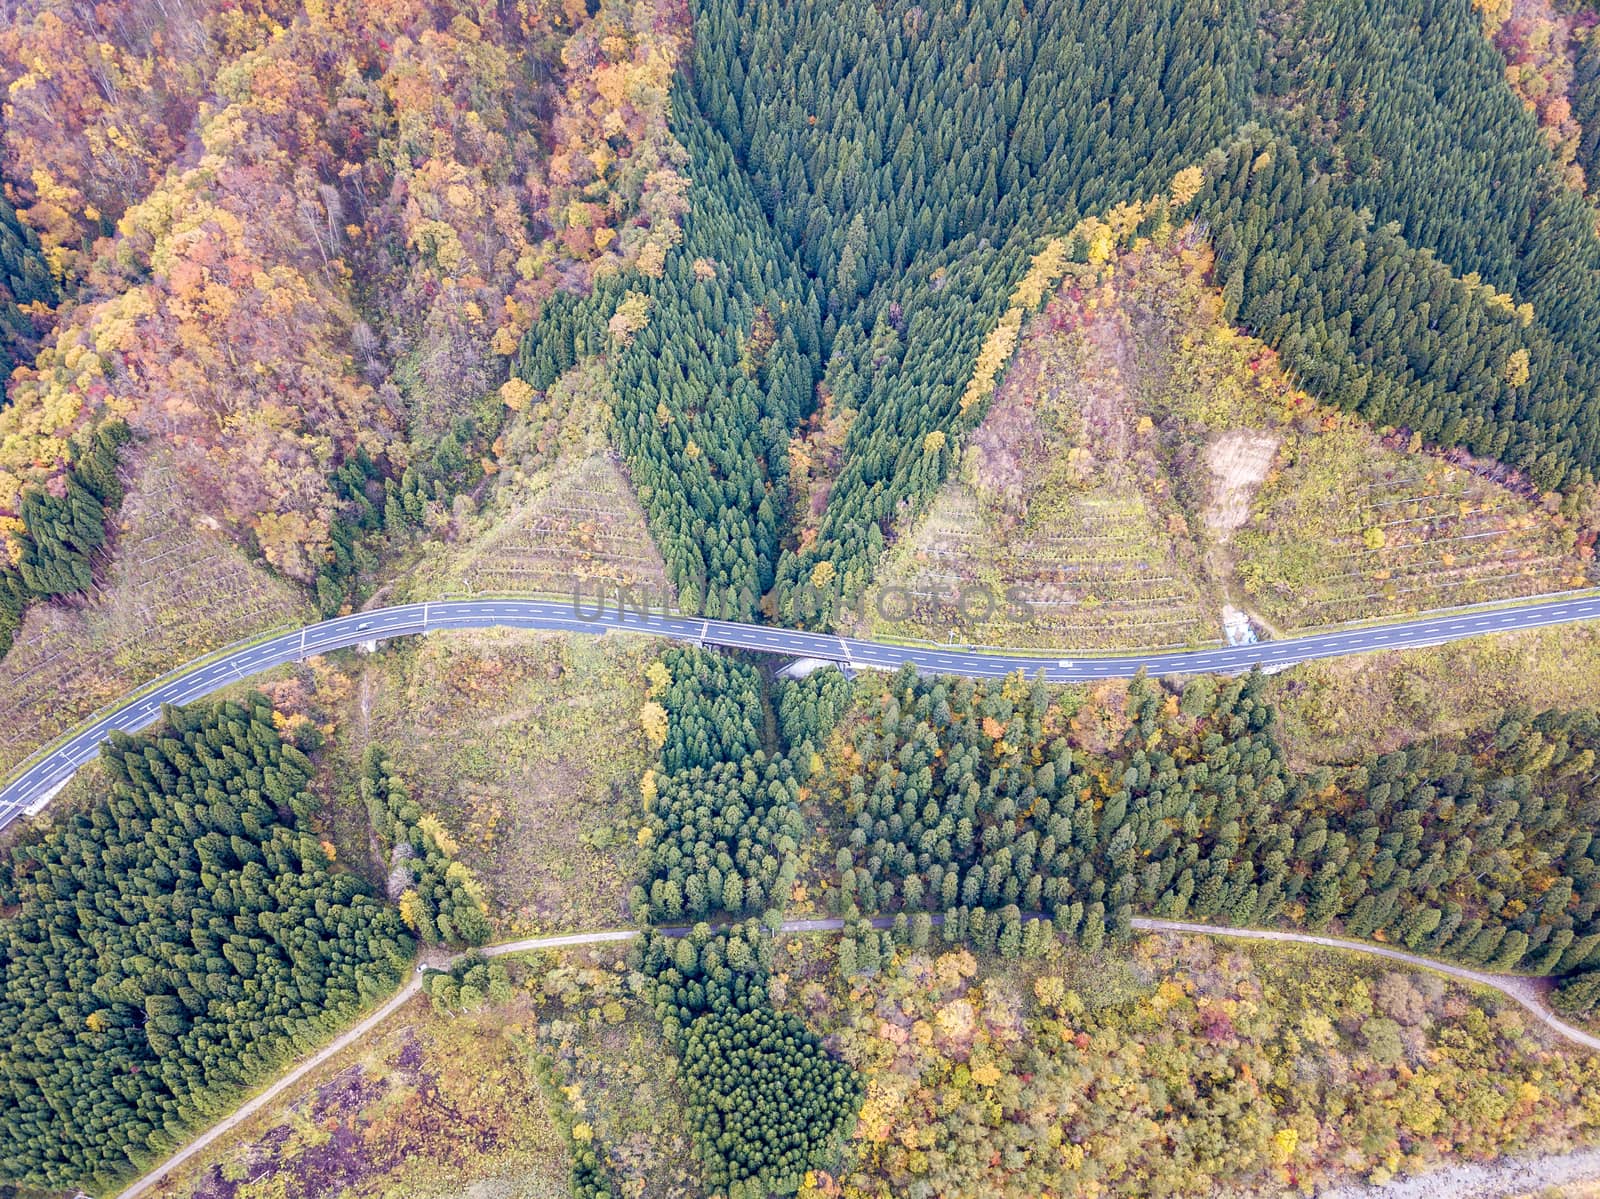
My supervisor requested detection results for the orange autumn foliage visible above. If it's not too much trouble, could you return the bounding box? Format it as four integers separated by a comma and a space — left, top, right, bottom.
0, 0, 689, 578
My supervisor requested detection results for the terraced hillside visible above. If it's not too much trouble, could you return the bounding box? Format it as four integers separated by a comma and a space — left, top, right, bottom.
0, 447, 308, 777
1237, 425, 1587, 629
865, 235, 1592, 649
867, 481, 1214, 650
410, 360, 673, 605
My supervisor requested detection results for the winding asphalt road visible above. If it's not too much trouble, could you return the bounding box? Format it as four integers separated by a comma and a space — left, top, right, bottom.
7, 591, 1600, 828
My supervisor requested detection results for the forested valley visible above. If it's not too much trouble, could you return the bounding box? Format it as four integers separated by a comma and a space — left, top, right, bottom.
630, 651, 1600, 1022
8, 0, 1600, 1191
2, 644, 1599, 1195
517, 0, 1600, 626
530, 643, 1600, 1196
2, 0, 1600, 643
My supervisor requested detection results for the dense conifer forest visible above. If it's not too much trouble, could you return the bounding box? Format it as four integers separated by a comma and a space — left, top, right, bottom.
1577, 33, 1600, 187
631, 922, 863, 1197
0, 696, 412, 1190
510, 0, 1600, 623
829, 667, 1600, 996
629, 651, 1600, 1014
0, 419, 129, 654
0, 188, 54, 390
615, 650, 866, 1196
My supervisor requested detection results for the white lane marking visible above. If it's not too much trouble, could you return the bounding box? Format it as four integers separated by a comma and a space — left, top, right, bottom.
10, 595, 1600, 824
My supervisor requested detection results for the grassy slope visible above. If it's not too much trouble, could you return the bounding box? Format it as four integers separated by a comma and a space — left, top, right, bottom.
863, 242, 1221, 650
403, 359, 672, 605
1236, 425, 1585, 630
146, 945, 702, 1199
0, 445, 309, 778
1264, 623, 1600, 765
864, 235, 1589, 650
339, 629, 659, 938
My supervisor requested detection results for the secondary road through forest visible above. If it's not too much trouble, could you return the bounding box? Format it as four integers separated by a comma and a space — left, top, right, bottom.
7, 591, 1600, 827
108, 916, 1598, 1199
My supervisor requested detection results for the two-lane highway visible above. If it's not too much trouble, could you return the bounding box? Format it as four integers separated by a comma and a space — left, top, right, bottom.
5, 591, 1600, 828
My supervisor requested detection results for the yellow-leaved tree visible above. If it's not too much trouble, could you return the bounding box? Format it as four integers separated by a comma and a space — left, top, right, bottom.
640, 700, 669, 750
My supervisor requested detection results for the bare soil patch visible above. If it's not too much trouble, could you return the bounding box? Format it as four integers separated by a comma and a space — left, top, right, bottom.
1204, 429, 1279, 539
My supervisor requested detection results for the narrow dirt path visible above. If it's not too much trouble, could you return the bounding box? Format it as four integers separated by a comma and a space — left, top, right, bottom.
108, 931, 643, 1199
108, 977, 425, 1199
357, 666, 372, 741
110, 918, 1596, 1199
1131, 918, 1600, 1052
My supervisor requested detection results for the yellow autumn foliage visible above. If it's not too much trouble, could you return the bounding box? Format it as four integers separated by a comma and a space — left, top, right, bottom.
1170, 164, 1205, 207
608, 290, 653, 345
398, 889, 424, 931
1271, 1127, 1299, 1164
645, 660, 672, 696
958, 309, 1022, 414
1504, 348, 1531, 388
639, 700, 669, 750
417, 813, 459, 857
1010, 237, 1068, 310
499, 377, 535, 411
